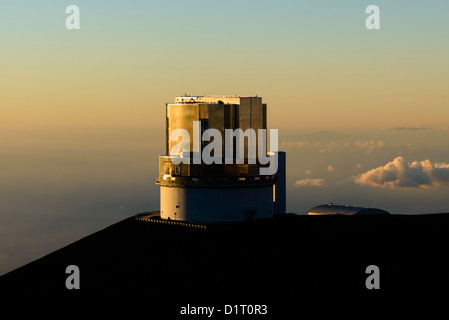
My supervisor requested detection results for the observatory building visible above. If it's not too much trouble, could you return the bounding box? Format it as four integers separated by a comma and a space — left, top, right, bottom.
307, 203, 390, 216
155, 95, 286, 223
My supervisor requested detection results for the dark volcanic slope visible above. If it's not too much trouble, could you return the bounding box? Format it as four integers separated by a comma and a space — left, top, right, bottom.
1, 213, 448, 311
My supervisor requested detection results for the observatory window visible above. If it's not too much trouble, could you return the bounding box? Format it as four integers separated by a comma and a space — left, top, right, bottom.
200, 118, 209, 152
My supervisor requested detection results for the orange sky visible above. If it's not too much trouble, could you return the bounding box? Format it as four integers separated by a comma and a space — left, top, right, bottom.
2, 1, 448, 132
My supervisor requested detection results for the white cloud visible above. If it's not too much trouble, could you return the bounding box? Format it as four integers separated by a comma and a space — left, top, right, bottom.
320, 141, 337, 153
354, 140, 384, 149
354, 156, 449, 189
295, 178, 326, 187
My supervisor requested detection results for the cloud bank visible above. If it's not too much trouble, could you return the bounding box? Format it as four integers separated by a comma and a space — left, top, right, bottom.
295, 178, 326, 187
354, 157, 449, 189
388, 125, 431, 131
281, 139, 385, 153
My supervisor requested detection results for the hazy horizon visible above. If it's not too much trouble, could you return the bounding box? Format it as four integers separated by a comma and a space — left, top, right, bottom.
1, 126, 449, 275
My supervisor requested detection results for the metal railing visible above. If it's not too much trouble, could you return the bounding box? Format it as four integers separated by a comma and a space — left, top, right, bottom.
135, 213, 207, 230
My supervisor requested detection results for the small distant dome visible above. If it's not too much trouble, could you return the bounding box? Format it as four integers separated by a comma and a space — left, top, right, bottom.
307, 204, 390, 216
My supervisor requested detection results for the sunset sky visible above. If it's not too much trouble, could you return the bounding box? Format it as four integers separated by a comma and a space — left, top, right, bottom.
2, 0, 448, 130
1, 1, 449, 274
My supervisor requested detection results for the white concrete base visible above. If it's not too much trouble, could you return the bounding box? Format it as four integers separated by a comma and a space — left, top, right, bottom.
160, 185, 274, 223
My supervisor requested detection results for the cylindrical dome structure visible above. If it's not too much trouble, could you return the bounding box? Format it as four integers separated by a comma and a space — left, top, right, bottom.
160, 181, 275, 223
155, 95, 285, 223
307, 203, 390, 215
